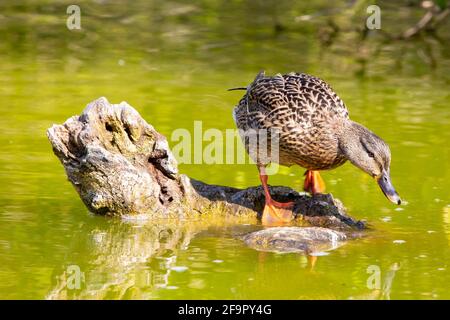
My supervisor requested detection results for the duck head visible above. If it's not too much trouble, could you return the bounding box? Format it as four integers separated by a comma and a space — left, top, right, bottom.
339, 121, 401, 205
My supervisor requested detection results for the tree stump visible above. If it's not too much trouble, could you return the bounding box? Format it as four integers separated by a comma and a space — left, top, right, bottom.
47, 97, 365, 231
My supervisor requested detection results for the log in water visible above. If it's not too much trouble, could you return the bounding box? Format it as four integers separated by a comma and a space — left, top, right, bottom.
47, 97, 365, 231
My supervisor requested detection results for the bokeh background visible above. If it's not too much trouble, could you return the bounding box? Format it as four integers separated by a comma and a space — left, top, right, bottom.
0, 0, 449, 299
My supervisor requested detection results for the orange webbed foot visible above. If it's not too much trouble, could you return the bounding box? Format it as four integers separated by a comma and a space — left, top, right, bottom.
258, 166, 295, 226
262, 199, 295, 226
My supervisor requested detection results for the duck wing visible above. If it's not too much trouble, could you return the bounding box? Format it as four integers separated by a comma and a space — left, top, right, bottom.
234, 72, 349, 132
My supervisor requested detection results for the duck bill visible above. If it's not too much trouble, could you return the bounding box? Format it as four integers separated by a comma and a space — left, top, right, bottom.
377, 172, 401, 205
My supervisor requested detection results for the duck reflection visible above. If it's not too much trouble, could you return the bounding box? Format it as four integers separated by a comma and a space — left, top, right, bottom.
348, 262, 401, 300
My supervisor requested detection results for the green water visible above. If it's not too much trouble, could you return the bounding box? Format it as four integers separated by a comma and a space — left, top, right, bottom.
0, 0, 449, 299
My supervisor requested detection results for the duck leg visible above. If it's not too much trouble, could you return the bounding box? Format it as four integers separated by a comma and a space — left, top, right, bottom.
308, 255, 318, 271
258, 166, 294, 226
303, 170, 326, 194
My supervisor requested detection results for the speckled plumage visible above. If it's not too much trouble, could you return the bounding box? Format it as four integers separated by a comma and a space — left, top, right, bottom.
233, 71, 349, 170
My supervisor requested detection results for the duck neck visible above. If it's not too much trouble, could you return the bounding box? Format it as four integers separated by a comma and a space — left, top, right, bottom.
337, 120, 367, 160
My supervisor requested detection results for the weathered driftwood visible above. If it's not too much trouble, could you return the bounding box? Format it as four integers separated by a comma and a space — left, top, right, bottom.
47, 97, 365, 231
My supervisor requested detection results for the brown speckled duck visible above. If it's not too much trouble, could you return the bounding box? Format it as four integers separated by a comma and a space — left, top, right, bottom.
232, 71, 401, 225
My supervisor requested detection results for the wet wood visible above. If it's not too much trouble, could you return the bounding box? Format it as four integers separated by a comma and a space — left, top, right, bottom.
47, 97, 365, 230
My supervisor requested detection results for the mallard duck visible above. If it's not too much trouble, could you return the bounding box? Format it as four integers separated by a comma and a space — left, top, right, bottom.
232, 71, 401, 225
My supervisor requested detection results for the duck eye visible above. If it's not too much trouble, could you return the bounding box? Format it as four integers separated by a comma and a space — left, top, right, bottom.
367, 151, 375, 158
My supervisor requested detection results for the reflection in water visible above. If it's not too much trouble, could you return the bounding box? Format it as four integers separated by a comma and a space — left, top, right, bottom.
380, 263, 401, 300
444, 206, 450, 246
47, 219, 198, 299
46, 216, 261, 299
46, 216, 353, 299
348, 263, 400, 300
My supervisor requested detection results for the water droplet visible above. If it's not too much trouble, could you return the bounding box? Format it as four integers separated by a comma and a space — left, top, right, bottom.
212, 259, 223, 263
393, 240, 406, 244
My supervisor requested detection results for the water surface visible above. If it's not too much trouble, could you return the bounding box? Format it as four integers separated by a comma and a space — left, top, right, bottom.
0, 0, 449, 299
